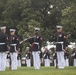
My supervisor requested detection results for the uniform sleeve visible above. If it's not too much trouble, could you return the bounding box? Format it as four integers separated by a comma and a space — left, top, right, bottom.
55, 34, 57, 42
39, 36, 43, 50
48, 53, 50, 59
5, 34, 9, 51
28, 38, 34, 48
28, 38, 34, 44
5, 34, 8, 43
63, 34, 68, 49
16, 36, 19, 50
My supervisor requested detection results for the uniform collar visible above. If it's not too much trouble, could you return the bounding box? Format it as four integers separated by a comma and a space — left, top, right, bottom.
57, 32, 62, 34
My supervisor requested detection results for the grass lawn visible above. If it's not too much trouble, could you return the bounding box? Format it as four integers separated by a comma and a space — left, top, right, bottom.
0, 66, 76, 75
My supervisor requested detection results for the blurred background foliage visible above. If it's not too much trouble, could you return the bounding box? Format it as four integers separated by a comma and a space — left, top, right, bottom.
0, 0, 76, 50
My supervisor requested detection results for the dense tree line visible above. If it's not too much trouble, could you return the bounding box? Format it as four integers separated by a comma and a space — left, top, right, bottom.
0, 0, 76, 48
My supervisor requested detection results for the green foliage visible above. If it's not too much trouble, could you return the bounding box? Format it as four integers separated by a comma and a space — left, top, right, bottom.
61, 3, 76, 41
0, 0, 76, 50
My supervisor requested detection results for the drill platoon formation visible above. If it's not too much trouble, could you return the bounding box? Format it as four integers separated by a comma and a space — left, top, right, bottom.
0, 26, 76, 71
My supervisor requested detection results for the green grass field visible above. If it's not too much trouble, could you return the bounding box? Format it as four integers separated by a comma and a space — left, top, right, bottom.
0, 67, 76, 75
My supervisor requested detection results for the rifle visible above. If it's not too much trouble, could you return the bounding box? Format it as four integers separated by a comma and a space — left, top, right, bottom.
20, 36, 35, 44
9, 54, 12, 70
20, 38, 28, 44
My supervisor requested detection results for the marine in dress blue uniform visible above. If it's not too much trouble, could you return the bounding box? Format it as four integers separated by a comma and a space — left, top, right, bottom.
43, 48, 50, 67
71, 46, 76, 66
55, 26, 67, 69
0, 26, 8, 71
53, 48, 57, 67
9, 29, 19, 70
28, 28, 42, 69
25, 47, 31, 67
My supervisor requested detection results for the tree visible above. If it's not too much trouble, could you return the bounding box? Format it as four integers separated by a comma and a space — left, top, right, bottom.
61, 2, 76, 41
0, 0, 76, 50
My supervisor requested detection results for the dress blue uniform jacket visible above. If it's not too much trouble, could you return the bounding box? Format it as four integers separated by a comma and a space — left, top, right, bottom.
9, 35, 19, 52
55, 32, 67, 51
0, 33, 8, 52
28, 35, 42, 51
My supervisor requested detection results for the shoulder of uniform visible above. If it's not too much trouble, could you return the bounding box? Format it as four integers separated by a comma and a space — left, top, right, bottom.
62, 33, 67, 38
15, 35, 19, 40
14, 35, 18, 38
61, 33, 66, 37
38, 35, 42, 40
14, 35, 17, 37
61, 32, 64, 35
3, 34, 8, 40
5, 34, 8, 36
40, 36, 42, 40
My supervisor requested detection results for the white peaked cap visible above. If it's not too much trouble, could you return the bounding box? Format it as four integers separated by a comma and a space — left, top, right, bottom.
34, 27, 40, 31
10, 29, 16, 32
0, 26, 6, 30
26, 47, 30, 49
56, 26, 63, 29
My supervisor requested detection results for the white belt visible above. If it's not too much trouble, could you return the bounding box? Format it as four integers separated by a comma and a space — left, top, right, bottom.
11, 44, 17, 46
0, 43, 5, 45
56, 42, 63, 44
34, 42, 39, 45
10, 44, 17, 51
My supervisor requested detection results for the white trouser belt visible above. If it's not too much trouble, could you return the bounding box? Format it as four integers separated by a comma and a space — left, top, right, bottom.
10, 44, 17, 51
56, 42, 63, 44
56, 42, 64, 51
10, 44, 17, 46
34, 42, 39, 45
0, 43, 5, 45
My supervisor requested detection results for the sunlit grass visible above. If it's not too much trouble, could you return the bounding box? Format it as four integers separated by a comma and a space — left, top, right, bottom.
0, 66, 76, 75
